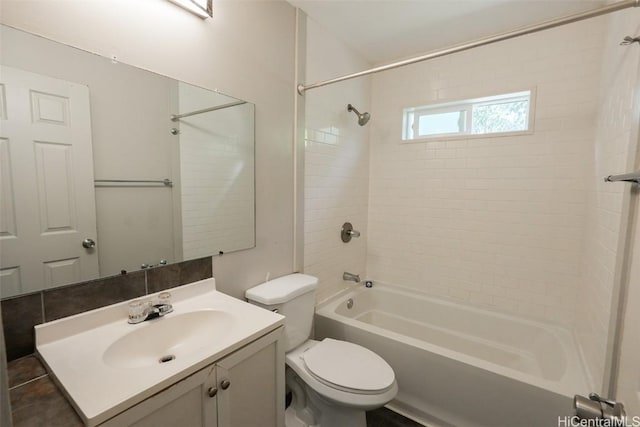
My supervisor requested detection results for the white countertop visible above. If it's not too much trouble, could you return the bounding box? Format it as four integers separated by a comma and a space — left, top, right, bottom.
36, 278, 284, 426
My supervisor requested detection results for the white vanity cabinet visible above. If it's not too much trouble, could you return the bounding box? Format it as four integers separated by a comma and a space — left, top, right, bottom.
100, 327, 284, 427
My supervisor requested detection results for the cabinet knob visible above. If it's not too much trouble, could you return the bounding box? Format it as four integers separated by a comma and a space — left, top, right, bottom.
220, 379, 231, 390
207, 387, 217, 398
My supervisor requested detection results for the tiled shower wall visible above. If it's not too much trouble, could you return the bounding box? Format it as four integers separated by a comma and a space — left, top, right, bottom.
302, 11, 636, 390
367, 18, 607, 326
577, 9, 640, 391
303, 16, 372, 302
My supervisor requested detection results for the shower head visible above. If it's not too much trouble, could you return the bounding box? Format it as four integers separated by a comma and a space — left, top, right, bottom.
347, 104, 370, 126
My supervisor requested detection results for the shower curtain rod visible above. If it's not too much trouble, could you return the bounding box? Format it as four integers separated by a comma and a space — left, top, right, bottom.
297, 0, 639, 95
170, 100, 246, 121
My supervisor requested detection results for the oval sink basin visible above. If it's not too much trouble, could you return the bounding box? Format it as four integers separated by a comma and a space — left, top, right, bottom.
103, 310, 234, 369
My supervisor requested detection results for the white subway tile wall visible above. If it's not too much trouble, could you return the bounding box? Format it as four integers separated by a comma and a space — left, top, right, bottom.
576, 10, 640, 391
367, 16, 631, 388
368, 19, 607, 326
304, 10, 640, 390
304, 16, 372, 302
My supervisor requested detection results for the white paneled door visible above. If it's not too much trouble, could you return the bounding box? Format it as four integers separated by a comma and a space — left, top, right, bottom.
0, 65, 98, 297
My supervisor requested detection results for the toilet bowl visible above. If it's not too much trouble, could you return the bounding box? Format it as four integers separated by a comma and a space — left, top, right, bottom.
245, 274, 397, 427
288, 339, 396, 407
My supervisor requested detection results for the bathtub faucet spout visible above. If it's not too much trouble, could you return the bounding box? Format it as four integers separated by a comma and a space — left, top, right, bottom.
343, 272, 361, 283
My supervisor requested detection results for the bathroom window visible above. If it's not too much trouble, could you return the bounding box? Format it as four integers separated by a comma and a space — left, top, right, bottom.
402, 90, 534, 141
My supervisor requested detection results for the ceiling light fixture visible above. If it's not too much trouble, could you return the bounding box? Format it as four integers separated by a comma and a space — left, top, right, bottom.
167, 0, 212, 19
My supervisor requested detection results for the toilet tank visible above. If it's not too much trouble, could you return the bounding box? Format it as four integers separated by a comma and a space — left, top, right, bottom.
245, 274, 318, 352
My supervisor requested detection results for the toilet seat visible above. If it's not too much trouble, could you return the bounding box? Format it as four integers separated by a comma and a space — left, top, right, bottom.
286, 339, 398, 411
302, 339, 395, 395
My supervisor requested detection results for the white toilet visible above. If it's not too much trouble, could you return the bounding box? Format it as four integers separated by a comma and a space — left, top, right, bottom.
245, 273, 397, 427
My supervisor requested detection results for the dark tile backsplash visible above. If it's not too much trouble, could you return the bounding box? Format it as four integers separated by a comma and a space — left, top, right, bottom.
147, 257, 213, 294
43, 271, 146, 322
1, 293, 43, 362
2, 257, 212, 361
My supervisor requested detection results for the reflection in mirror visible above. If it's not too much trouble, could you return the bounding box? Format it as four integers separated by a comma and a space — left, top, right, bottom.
0, 25, 255, 298
172, 82, 255, 261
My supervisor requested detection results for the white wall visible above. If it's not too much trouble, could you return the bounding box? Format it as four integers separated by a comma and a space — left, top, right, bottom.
303, 16, 371, 302
579, 8, 640, 393
368, 18, 606, 326
0, 0, 296, 298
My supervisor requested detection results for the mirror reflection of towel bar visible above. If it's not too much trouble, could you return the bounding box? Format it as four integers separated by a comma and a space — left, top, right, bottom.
94, 179, 173, 187
170, 100, 246, 121
604, 172, 640, 184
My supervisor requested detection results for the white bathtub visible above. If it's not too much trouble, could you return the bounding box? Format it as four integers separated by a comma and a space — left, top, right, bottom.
314, 283, 589, 427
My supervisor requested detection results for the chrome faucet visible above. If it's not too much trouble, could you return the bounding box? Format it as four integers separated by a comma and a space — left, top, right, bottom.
343, 272, 361, 283
128, 302, 173, 324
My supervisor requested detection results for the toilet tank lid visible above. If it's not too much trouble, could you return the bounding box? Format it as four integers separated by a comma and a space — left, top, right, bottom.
245, 273, 318, 305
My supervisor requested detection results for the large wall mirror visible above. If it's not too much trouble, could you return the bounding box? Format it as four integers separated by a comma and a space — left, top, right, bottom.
0, 25, 255, 298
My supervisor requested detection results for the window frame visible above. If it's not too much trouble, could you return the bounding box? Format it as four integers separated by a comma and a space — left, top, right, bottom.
402, 88, 536, 142
412, 105, 472, 138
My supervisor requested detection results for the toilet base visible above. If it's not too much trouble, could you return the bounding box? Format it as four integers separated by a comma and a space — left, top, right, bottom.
285, 404, 366, 427
286, 368, 367, 427
285, 406, 313, 427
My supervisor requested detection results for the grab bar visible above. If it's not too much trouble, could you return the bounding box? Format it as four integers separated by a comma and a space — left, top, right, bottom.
604, 172, 640, 184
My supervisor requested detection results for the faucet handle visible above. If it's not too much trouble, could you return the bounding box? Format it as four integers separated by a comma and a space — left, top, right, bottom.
128, 300, 146, 323
341, 222, 361, 242
157, 292, 172, 305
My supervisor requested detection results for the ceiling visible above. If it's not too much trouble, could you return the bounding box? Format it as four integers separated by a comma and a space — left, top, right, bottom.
287, 0, 606, 64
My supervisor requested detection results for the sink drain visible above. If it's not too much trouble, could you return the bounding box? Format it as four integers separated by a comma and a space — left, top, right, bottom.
159, 355, 176, 364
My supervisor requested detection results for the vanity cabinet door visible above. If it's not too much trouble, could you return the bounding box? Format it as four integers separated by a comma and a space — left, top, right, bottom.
100, 365, 218, 427
98, 326, 283, 427
216, 327, 284, 427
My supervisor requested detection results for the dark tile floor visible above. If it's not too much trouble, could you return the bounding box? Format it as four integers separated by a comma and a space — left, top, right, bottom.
8, 356, 83, 427
367, 407, 425, 427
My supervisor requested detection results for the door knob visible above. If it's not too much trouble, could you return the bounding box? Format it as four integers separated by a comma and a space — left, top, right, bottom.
220, 379, 231, 390
207, 387, 217, 398
82, 238, 96, 249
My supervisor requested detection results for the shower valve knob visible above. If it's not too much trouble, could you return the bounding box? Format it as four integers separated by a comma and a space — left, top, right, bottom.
341, 222, 360, 242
